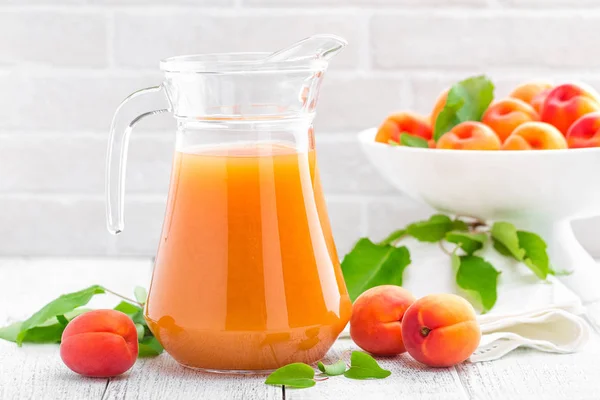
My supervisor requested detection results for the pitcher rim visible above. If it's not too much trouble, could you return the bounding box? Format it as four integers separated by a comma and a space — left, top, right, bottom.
160, 52, 328, 74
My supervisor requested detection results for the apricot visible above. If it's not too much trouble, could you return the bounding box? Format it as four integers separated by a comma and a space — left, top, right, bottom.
436, 121, 501, 150
349, 285, 416, 356
430, 88, 449, 126
509, 81, 553, 113
401, 294, 480, 368
375, 112, 432, 145
566, 112, 600, 148
60, 310, 139, 377
502, 122, 567, 150
481, 98, 539, 142
540, 83, 600, 135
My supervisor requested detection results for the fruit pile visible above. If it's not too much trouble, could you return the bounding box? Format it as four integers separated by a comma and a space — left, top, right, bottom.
375, 77, 600, 150
350, 286, 480, 368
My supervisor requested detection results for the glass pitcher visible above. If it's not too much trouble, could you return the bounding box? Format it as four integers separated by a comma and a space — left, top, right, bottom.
106, 35, 352, 372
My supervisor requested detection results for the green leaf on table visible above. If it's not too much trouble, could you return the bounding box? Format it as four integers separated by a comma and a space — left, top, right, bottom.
134, 286, 148, 305
114, 301, 145, 325
56, 315, 69, 326
341, 238, 411, 302
114, 301, 142, 315
317, 360, 347, 376
378, 229, 406, 246
343, 351, 391, 380
0, 308, 90, 344
446, 231, 487, 255
400, 133, 429, 148
135, 324, 145, 341
138, 336, 164, 357
549, 266, 572, 276
407, 214, 457, 242
517, 231, 549, 280
434, 75, 495, 141
0, 321, 22, 342
455, 255, 500, 313
491, 222, 525, 261
265, 363, 316, 388
16, 285, 105, 345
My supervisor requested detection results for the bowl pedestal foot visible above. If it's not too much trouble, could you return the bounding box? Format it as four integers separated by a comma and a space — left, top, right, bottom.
514, 218, 600, 304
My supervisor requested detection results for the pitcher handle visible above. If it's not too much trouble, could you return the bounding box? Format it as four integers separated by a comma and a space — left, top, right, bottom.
106, 85, 170, 235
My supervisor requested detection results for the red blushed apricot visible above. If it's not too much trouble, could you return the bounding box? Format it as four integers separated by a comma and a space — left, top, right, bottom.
430, 89, 449, 126
502, 122, 567, 150
481, 98, 539, 142
540, 83, 600, 135
60, 310, 139, 377
509, 81, 553, 113
401, 294, 480, 368
530, 88, 552, 115
375, 112, 432, 145
436, 121, 501, 150
350, 285, 416, 356
566, 112, 600, 148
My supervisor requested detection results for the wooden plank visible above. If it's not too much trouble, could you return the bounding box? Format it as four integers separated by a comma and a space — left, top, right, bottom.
0, 341, 107, 400
456, 331, 600, 400
102, 353, 282, 400
285, 339, 469, 400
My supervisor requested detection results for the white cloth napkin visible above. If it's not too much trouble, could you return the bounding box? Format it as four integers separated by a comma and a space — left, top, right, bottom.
340, 238, 590, 362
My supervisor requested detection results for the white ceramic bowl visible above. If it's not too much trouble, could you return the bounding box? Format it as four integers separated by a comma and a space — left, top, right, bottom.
358, 127, 600, 302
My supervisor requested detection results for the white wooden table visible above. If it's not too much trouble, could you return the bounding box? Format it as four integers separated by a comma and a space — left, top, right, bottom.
2, 258, 600, 400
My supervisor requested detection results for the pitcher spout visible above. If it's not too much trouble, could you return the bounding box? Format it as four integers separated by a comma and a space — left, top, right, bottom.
265, 34, 348, 64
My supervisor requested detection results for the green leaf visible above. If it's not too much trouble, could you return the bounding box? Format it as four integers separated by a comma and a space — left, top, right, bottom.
114, 301, 142, 315
455, 255, 500, 313
0, 321, 22, 342
134, 287, 148, 305
265, 363, 316, 388
114, 301, 145, 325
517, 231, 549, 280
492, 239, 513, 257
378, 229, 406, 246
0, 308, 90, 344
434, 75, 495, 141
549, 266, 572, 276
400, 133, 429, 148
138, 336, 164, 358
343, 351, 391, 380
341, 238, 411, 302
317, 360, 347, 376
446, 231, 487, 255
16, 285, 105, 345
491, 222, 525, 261
135, 323, 145, 341
407, 214, 455, 242
56, 315, 69, 326
387, 139, 400, 146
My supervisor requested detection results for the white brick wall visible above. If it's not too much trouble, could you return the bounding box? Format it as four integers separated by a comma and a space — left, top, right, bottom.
0, 0, 599, 258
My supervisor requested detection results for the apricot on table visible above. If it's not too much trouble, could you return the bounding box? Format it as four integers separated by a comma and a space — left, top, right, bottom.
349, 285, 416, 356
60, 310, 139, 377
436, 121, 501, 150
540, 83, 600, 135
401, 294, 481, 368
481, 98, 539, 142
509, 81, 553, 113
430, 88, 449, 126
566, 112, 600, 148
375, 112, 432, 145
502, 122, 567, 150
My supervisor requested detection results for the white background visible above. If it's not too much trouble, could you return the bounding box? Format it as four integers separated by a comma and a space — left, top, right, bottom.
0, 0, 598, 257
